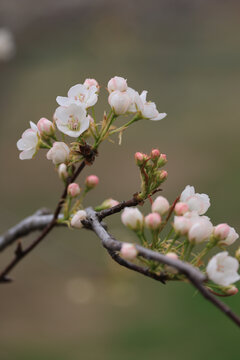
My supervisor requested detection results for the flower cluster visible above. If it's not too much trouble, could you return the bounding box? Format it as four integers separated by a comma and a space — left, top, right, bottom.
121, 170, 240, 293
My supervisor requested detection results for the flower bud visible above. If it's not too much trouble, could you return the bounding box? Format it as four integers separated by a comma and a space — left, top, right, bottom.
71, 210, 87, 229
165, 252, 179, 274
188, 217, 213, 244
135, 152, 148, 166
151, 149, 160, 160
58, 163, 68, 180
68, 183, 81, 197
85, 175, 99, 189
98, 198, 119, 210
107, 76, 128, 93
218, 226, 239, 246
108, 90, 131, 115
157, 153, 167, 167
121, 207, 144, 231
152, 196, 170, 215
46, 142, 70, 165
174, 202, 189, 216
213, 224, 230, 240
145, 213, 161, 230
120, 243, 138, 260
37, 118, 55, 136
159, 170, 168, 181
225, 286, 239, 296
84, 78, 99, 89
173, 216, 191, 235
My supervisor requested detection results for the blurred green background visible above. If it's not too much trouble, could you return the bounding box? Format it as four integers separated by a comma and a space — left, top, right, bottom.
0, 0, 240, 359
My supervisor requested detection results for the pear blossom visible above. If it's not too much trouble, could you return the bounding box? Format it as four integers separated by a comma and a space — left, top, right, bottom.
152, 196, 170, 215
46, 142, 70, 165
145, 213, 161, 230
218, 226, 239, 246
71, 210, 87, 229
120, 243, 138, 260
108, 90, 131, 115
108, 76, 128, 93
17, 122, 39, 160
54, 104, 90, 137
139, 91, 167, 121
83, 78, 99, 90
206, 252, 240, 286
56, 83, 98, 108
188, 215, 213, 244
180, 185, 210, 215
121, 207, 144, 231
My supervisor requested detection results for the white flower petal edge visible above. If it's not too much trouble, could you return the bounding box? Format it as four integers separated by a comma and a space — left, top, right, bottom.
56, 84, 98, 109
180, 185, 210, 215
139, 90, 167, 121
54, 104, 90, 137
16, 121, 39, 160
207, 252, 240, 286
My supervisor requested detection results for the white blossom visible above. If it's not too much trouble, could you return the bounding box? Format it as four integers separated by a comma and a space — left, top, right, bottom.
188, 215, 213, 244
108, 90, 131, 115
121, 207, 144, 231
206, 252, 240, 286
139, 91, 167, 121
54, 104, 90, 137
120, 243, 138, 260
71, 210, 87, 229
17, 122, 39, 160
46, 142, 70, 165
180, 185, 210, 215
173, 216, 192, 235
56, 84, 98, 108
152, 196, 170, 215
126, 87, 144, 113
218, 226, 239, 246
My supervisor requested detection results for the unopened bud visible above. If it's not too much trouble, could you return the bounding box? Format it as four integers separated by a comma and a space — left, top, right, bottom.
71, 210, 87, 229
84, 78, 99, 89
121, 207, 144, 231
108, 76, 128, 93
37, 117, 55, 136
135, 152, 148, 166
157, 154, 167, 167
120, 243, 138, 260
225, 286, 239, 296
58, 163, 68, 180
145, 213, 161, 230
214, 223, 230, 240
85, 175, 99, 189
165, 252, 179, 274
152, 196, 170, 215
151, 149, 160, 160
159, 170, 168, 182
68, 183, 81, 197
101, 198, 119, 209
108, 90, 131, 115
174, 202, 189, 216
173, 216, 191, 235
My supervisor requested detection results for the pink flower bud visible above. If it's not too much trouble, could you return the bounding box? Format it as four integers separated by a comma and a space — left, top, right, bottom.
214, 223, 230, 240
218, 226, 239, 246
152, 196, 170, 215
120, 243, 138, 260
151, 149, 160, 160
157, 153, 167, 167
145, 213, 161, 230
84, 78, 99, 89
108, 90, 131, 115
37, 117, 55, 136
85, 175, 99, 189
68, 183, 81, 197
174, 202, 189, 216
108, 76, 128, 93
225, 286, 238, 296
101, 199, 119, 208
165, 252, 179, 274
71, 210, 87, 229
46, 142, 70, 165
159, 170, 168, 181
121, 208, 144, 231
135, 152, 148, 165
173, 216, 191, 235
58, 163, 68, 180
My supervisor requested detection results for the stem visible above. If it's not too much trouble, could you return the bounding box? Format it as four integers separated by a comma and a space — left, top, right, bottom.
166, 234, 179, 253
109, 114, 142, 135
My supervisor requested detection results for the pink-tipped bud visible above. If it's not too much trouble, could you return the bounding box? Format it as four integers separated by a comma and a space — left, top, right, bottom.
159, 170, 168, 181
225, 286, 239, 296
84, 78, 99, 89
151, 148, 160, 160
157, 153, 167, 167
108, 76, 128, 93
214, 223, 230, 240
165, 252, 179, 274
120, 243, 138, 260
68, 183, 81, 197
135, 152, 148, 166
85, 175, 99, 189
37, 117, 55, 136
173, 216, 191, 235
101, 198, 119, 209
152, 196, 170, 215
145, 213, 161, 230
58, 163, 68, 180
174, 202, 189, 216
108, 90, 131, 115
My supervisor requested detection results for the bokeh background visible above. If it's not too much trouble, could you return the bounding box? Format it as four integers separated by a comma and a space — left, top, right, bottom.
0, 0, 240, 359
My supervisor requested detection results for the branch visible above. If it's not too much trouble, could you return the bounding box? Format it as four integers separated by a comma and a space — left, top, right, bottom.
85, 207, 240, 328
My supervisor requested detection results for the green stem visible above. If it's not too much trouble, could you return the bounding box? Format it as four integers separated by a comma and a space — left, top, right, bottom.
166, 234, 179, 253
109, 114, 142, 135
185, 243, 194, 262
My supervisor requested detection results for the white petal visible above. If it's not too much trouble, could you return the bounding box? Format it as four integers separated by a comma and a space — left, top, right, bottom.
19, 148, 35, 160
